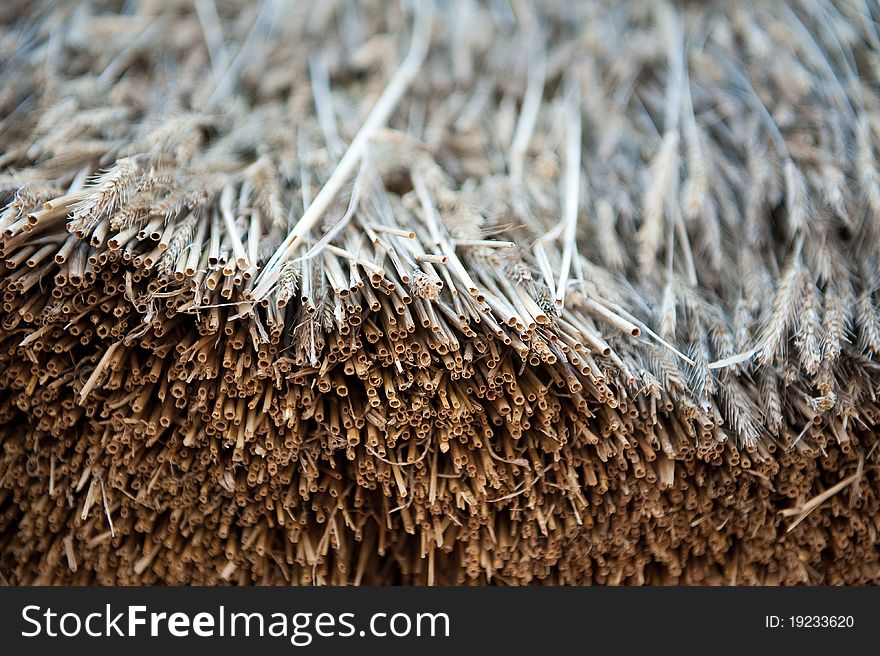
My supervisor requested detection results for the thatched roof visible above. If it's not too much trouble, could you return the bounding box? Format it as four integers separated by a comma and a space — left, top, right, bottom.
1, 0, 879, 584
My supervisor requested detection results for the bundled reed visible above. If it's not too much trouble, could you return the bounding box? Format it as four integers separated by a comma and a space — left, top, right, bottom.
1, 0, 880, 585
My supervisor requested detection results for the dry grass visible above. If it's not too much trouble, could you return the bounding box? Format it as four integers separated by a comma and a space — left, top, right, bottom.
0, 0, 879, 585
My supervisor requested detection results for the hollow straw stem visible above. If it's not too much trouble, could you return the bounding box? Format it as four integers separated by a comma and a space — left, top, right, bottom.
251, 0, 434, 302
782, 471, 861, 531
533, 241, 556, 301
454, 239, 516, 248
323, 244, 385, 278
555, 75, 582, 309
371, 224, 415, 239
309, 51, 345, 158
509, 33, 545, 184
220, 184, 250, 271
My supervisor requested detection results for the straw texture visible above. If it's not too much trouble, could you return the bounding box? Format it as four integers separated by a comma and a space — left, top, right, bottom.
1, 0, 879, 584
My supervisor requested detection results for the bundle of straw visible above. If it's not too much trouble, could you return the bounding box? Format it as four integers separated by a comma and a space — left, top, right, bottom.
1, 0, 879, 585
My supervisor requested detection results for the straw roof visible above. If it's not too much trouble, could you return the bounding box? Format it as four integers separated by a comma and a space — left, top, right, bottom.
1, 0, 879, 584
